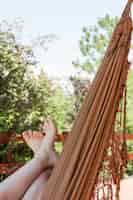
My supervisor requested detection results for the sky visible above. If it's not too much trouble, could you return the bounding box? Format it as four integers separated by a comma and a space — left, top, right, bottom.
0, 0, 127, 78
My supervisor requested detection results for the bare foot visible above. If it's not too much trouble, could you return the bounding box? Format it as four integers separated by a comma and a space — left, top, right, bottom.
22, 131, 44, 154
41, 119, 57, 148
22, 119, 59, 166
39, 119, 59, 165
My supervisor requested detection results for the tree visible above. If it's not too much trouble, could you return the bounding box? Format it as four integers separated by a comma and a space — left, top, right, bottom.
0, 20, 75, 178
73, 14, 118, 75
0, 29, 36, 133
0, 20, 73, 134
70, 15, 118, 115
126, 70, 133, 133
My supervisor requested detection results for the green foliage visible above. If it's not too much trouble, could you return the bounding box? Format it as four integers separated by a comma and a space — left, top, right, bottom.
126, 70, 133, 133
0, 28, 53, 133
71, 15, 119, 115
0, 21, 75, 181
45, 86, 74, 132
17, 72, 53, 132
73, 14, 118, 75
0, 30, 35, 133
0, 22, 74, 134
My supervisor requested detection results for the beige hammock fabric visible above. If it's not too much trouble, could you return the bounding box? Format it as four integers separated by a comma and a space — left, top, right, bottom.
44, 1, 133, 199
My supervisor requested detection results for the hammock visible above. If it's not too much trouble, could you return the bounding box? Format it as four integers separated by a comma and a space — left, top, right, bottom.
44, 1, 133, 199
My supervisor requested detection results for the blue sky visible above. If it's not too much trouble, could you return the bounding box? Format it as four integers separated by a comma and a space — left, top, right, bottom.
1, 0, 126, 77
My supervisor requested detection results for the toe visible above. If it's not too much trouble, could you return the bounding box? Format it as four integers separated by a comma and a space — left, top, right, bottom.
32, 131, 36, 138
22, 131, 26, 139
33, 131, 39, 138
28, 130, 33, 138
38, 131, 44, 137
22, 131, 30, 140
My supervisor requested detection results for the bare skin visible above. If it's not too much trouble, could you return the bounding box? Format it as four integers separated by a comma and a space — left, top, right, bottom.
0, 119, 59, 200
23, 120, 59, 166
0, 119, 133, 199
22, 120, 59, 200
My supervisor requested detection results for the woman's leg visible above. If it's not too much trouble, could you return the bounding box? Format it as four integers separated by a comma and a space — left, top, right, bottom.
22, 120, 59, 200
0, 119, 58, 200
0, 150, 49, 200
22, 167, 53, 200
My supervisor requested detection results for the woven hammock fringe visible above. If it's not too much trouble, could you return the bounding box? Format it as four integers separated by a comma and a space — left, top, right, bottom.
42, 1, 133, 200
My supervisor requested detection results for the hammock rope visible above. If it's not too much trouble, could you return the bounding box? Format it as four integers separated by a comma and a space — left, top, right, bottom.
43, 1, 133, 199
